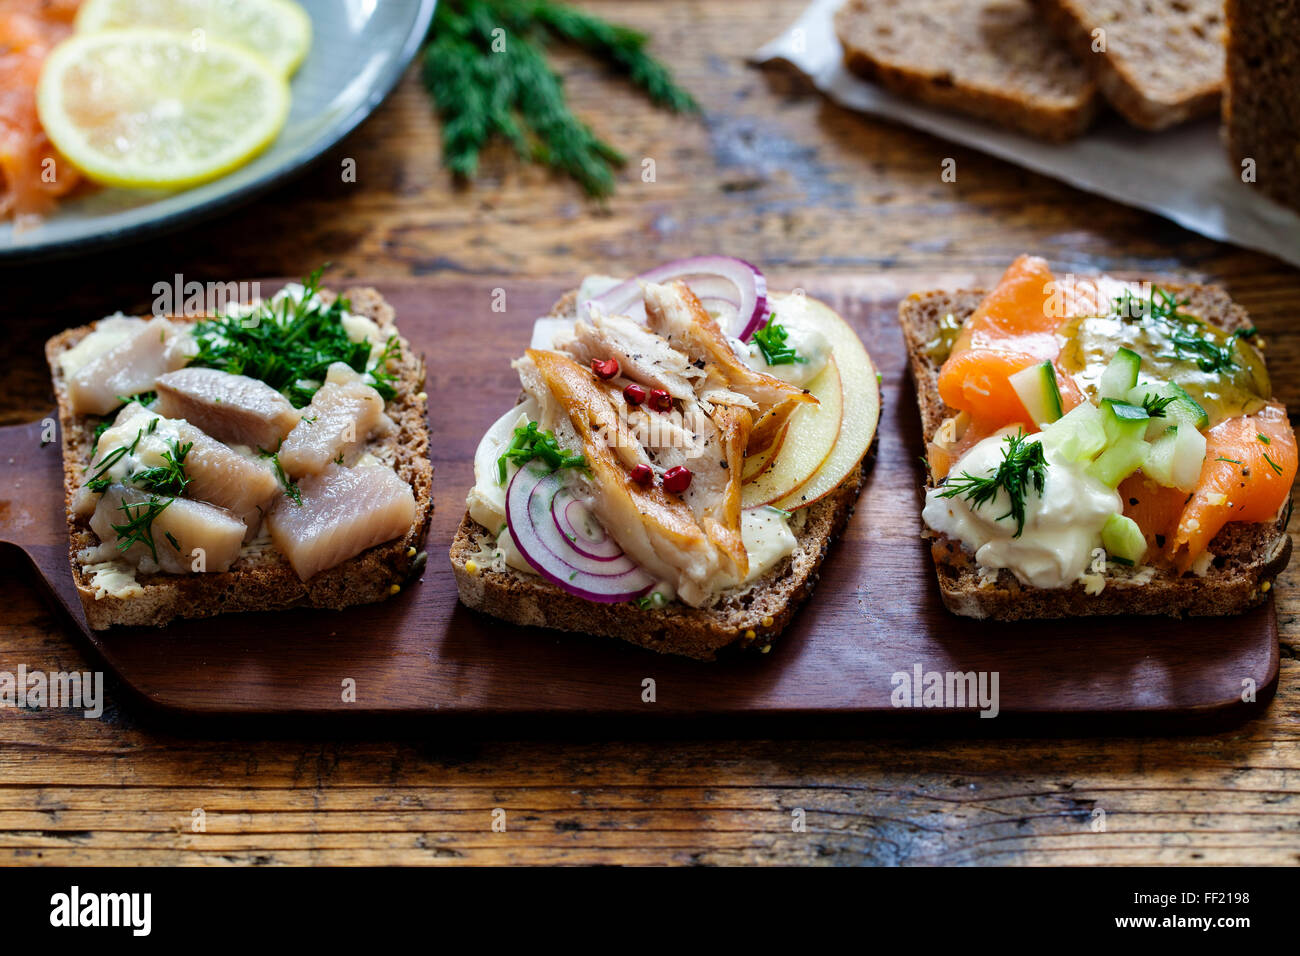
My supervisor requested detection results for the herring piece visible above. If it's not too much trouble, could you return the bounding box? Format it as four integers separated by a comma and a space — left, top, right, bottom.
266, 463, 416, 581
90, 485, 245, 574
155, 367, 300, 450
276, 381, 385, 477
67, 317, 188, 415
90, 403, 280, 530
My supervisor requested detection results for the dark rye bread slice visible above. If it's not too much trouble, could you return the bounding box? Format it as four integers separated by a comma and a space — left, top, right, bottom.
46, 287, 434, 630
1223, 0, 1300, 214
1032, 0, 1225, 130
835, 0, 1097, 142
448, 291, 876, 660
898, 284, 1292, 620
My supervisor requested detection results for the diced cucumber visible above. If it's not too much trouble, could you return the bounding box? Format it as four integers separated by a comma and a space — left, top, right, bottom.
1039, 401, 1107, 463
1101, 513, 1146, 565
1099, 398, 1150, 445
1088, 438, 1148, 488
1008, 360, 1063, 426
1098, 347, 1141, 400
1142, 426, 1179, 487
1141, 423, 1206, 491
1172, 424, 1208, 488
1128, 380, 1209, 439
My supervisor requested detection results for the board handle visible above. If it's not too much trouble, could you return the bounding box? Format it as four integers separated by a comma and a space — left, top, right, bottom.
0, 416, 93, 634
0, 417, 67, 548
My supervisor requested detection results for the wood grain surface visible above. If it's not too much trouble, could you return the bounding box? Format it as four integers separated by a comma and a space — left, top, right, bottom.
1, 0, 1298, 865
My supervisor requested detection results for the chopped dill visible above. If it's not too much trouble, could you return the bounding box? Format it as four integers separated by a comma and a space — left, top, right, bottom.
131, 438, 192, 496
110, 496, 171, 563
90, 420, 113, 455
116, 390, 157, 408
1113, 287, 1256, 374
84, 426, 144, 492
188, 268, 399, 408
261, 451, 302, 506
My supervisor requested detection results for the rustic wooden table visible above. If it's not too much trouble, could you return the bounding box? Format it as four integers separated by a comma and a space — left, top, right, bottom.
1, 0, 1297, 865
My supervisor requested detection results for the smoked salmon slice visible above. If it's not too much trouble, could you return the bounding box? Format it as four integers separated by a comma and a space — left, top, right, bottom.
935, 255, 1085, 445
0, 0, 82, 220
948, 254, 1062, 360
1169, 403, 1297, 571
937, 347, 1084, 435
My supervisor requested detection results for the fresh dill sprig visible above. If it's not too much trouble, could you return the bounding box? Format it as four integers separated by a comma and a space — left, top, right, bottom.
1113, 287, 1256, 374
188, 268, 397, 407
132, 438, 192, 497
526, 2, 698, 112
937, 430, 1048, 538
111, 496, 171, 563
1140, 393, 1177, 418
1263, 451, 1284, 476
752, 315, 805, 366
422, 0, 697, 198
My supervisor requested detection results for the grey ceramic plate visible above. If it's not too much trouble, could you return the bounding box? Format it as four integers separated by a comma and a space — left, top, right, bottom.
0, 0, 437, 262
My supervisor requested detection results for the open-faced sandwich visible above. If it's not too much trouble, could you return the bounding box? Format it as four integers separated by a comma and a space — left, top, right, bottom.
450, 257, 880, 659
901, 254, 1295, 619
46, 272, 432, 629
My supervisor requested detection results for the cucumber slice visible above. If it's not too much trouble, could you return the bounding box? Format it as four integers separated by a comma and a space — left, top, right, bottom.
1101, 513, 1146, 565
1098, 347, 1141, 400
1099, 398, 1150, 445
1008, 360, 1063, 426
1128, 380, 1209, 439
1088, 438, 1148, 488
1039, 401, 1107, 463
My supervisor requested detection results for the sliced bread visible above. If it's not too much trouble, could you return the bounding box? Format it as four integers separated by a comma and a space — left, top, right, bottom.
1223, 0, 1300, 214
898, 284, 1292, 620
835, 0, 1098, 142
46, 287, 434, 630
1032, 0, 1225, 130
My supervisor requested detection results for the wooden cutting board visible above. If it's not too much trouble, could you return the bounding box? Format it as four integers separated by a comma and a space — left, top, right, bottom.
0, 276, 1280, 730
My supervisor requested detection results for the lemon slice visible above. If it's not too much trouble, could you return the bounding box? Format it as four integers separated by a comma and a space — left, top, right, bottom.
76, 0, 312, 77
37, 28, 290, 190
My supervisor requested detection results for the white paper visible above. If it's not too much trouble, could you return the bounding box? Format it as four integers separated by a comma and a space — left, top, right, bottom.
755, 0, 1300, 268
